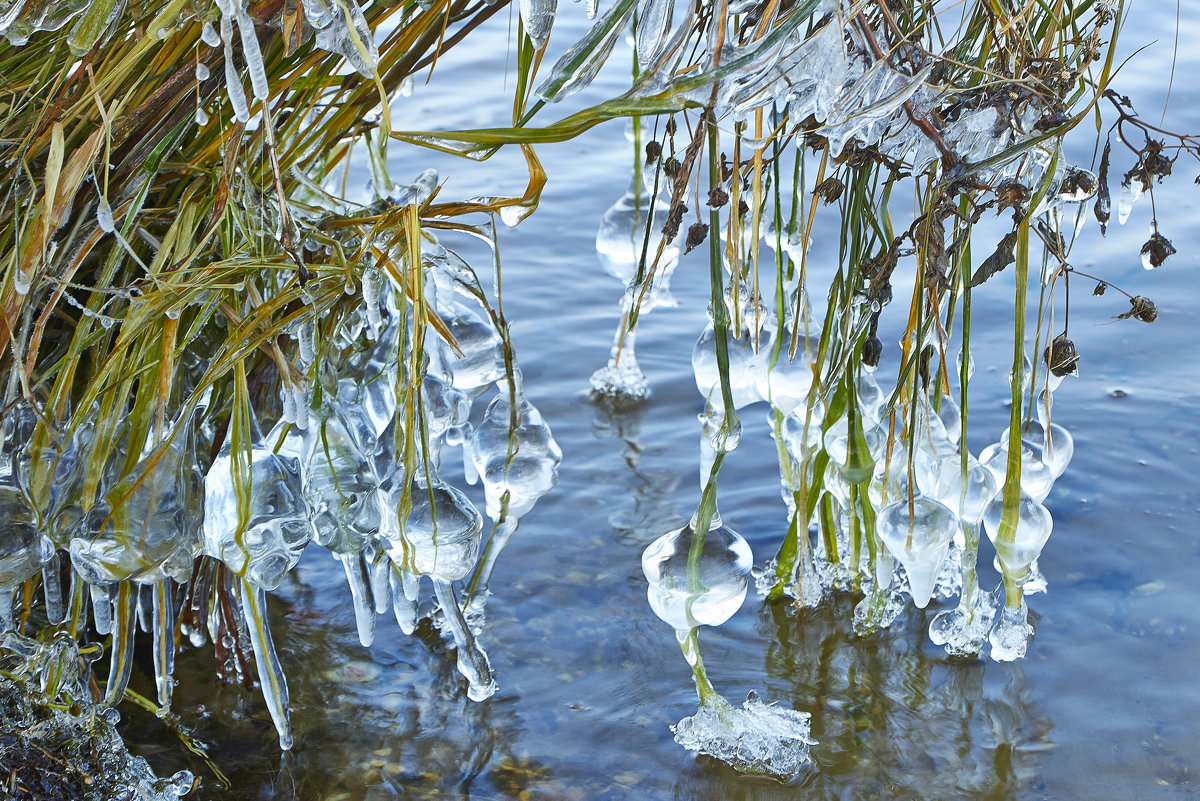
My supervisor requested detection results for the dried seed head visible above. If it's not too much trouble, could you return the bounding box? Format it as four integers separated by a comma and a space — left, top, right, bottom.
996, 180, 1030, 212
816, 177, 844, 205
706, 186, 729, 208
1043, 333, 1080, 377
645, 141, 662, 164
663, 156, 681, 181
1129, 296, 1158, 322
1093, 281, 1107, 296
1140, 233, 1176, 269
862, 336, 882, 367
684, 222, 709, 254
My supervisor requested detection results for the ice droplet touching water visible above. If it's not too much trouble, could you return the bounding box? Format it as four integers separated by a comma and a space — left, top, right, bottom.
672, 693, 815, 783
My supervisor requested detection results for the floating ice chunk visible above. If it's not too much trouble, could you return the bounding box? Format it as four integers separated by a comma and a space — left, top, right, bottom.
672, 693, 815, 782
989, 598, 1033, 662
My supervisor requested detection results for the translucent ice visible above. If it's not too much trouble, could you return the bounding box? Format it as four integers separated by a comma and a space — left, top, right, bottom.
0, 483, 51, 631
989, 599, 1034, 662
518, 0, 555, 49
875, 496, 958, 608
71, 424, 204, 586
929, 585, 998, 658
641, 511, 752, 631
465, 391, 561, 521
672, 693, 815, 782
203, 440, 313, 591
982, 492, 1052, 585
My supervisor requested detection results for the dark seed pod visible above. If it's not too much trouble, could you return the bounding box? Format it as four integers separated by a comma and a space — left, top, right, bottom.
663, 156, 681, 180
1129, 296, 1158, 323
684, 222, 709, 254
862, 336, 883, 367
1140, 233, 1176, 269
644, 141, 662, 164
1093, 281, 1107, 296
815, 177, 845, 205
1043, 333, 1080, 377
706, 187, 729, 208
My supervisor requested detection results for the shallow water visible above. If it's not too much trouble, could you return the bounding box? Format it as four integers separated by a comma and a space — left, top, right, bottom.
120, 7, 1200, 799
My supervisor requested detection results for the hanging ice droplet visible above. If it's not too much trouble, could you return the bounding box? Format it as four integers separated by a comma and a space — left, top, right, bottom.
200, 21, 220, 46
195, 62, 210, 81
641, 511, 752, 631
875, 496, 958, 608
195, 106, 209, 126
1117, 177, 1143, 225
982, 492, 1053, 586
97, 197, 116, 232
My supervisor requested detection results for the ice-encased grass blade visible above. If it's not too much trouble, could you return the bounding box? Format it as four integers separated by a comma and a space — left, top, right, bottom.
103, 581, 136, 706
237, 577, 293, 750
152, 580, 175, 710
432, 579, 496, 701
535, 0, 636, 102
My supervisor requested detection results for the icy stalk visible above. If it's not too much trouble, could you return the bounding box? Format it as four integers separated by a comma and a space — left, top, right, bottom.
983, 492, 1053, 661
237, 577, 293, 749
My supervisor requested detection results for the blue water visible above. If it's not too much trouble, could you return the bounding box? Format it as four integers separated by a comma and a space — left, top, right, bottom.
121, 6, 1200, 799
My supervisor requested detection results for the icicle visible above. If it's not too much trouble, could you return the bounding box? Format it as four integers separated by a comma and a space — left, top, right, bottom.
367, 548, 391, 615
42, 554, 63, 624
103, 582, 136, 707
237, 577, 293, 750
90, 582, 113, 635
388, 567, 418, 635
0, 588, 11, 632
432, 579, 497, 700
235, 2, 269, 100
339, 552, 376, 647
135, 584, 153, 634
220, 11, 250, 123
152, 580, 175, 711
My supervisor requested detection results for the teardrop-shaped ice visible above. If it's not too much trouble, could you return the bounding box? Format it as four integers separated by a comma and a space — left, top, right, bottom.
875, 496, 958, 608
642, 512, 753, 631
203, 443, 314, 591
518, 0, 556, 50
595, 178, 679, 310
466, 393, 561, 520
692, 324, 762, 412
982, 493, 1053, 582
386, 478, 483, 583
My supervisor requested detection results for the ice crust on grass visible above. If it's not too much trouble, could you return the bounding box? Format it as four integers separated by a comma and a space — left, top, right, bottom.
672, 693, 815, 782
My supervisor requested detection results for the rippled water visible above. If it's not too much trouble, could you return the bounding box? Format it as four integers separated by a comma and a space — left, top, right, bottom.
119, 7, 1200, 799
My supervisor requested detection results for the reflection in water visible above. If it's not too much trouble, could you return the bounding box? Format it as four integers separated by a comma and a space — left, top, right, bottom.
590, 399, 685, 548
121, 575, 554, 801
746, 599, 1054, 800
